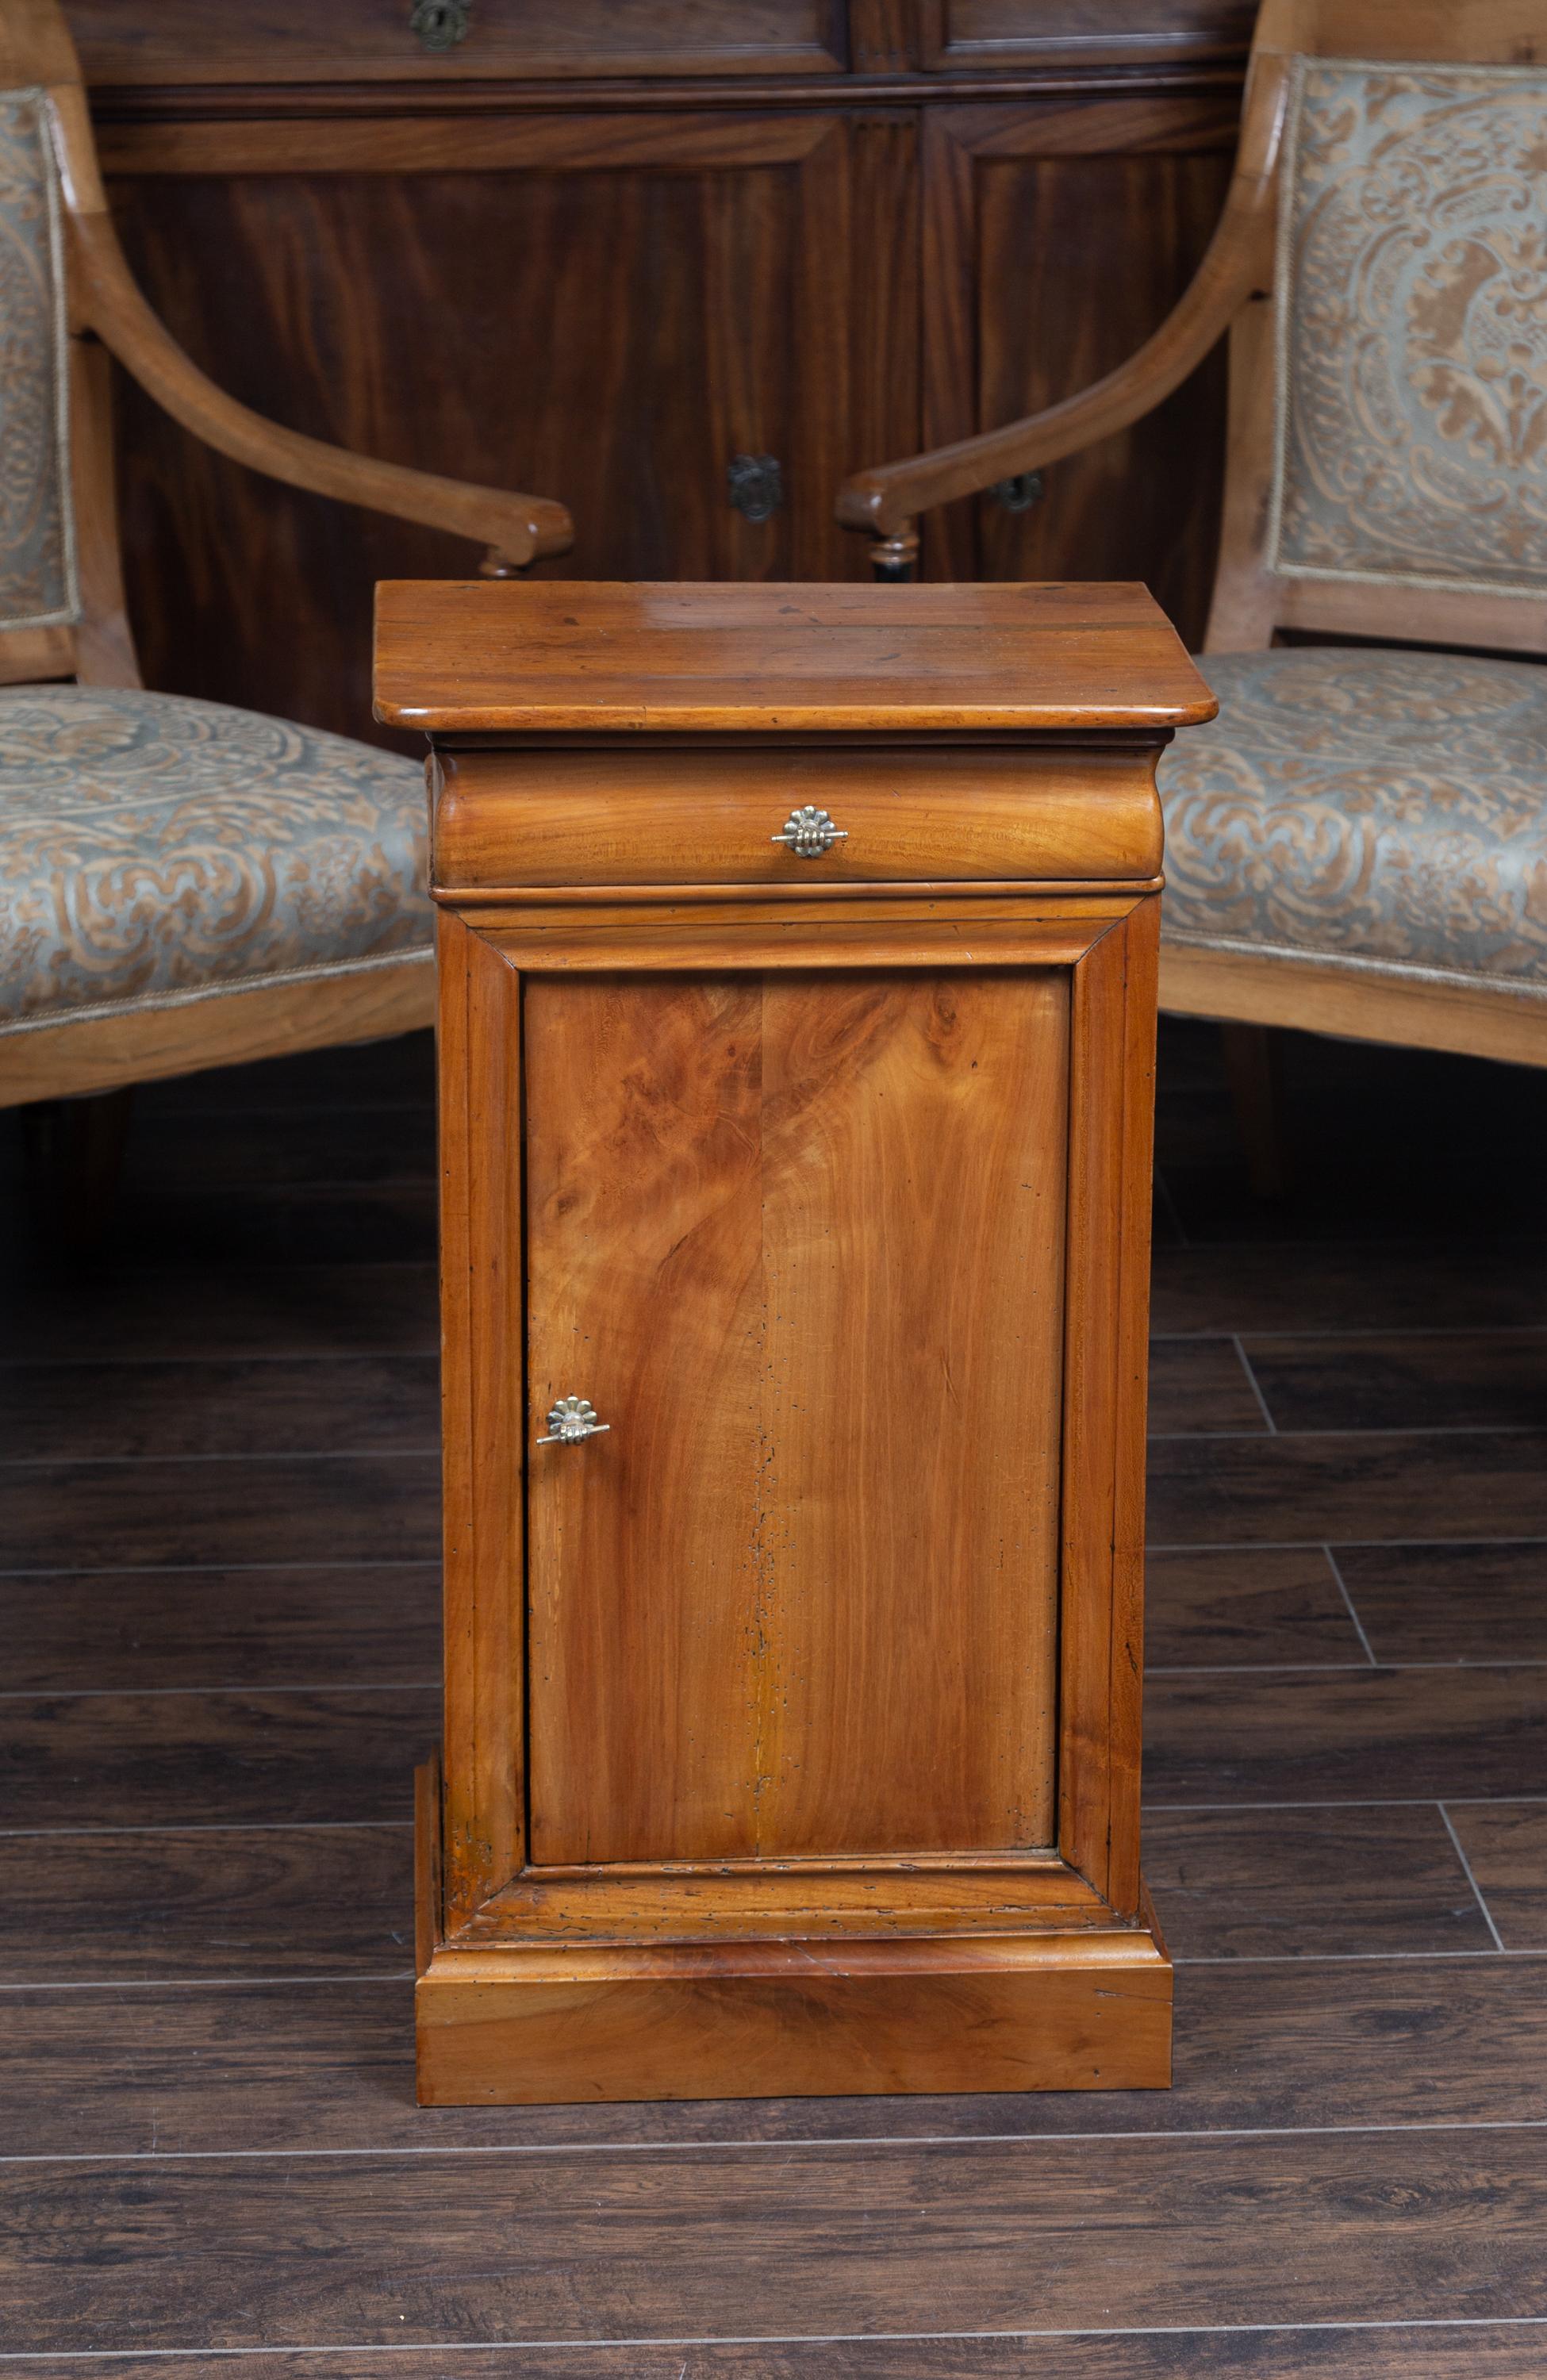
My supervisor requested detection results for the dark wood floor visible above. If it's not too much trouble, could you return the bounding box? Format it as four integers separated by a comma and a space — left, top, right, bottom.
2, 1017, 1545, 2374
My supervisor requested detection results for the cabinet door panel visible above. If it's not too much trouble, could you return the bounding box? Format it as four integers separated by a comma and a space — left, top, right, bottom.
104, 111, 917, 753
920, 97, 1237, 644
524, 968, 1067, 1867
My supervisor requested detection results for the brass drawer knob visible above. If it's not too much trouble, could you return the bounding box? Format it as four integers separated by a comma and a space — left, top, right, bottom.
537, 1395, 610, 1446
772, 805, 847, 859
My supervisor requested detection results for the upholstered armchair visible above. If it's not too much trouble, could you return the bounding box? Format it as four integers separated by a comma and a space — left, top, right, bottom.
0, 0, 571, 1157
836, 0, 1547, 1168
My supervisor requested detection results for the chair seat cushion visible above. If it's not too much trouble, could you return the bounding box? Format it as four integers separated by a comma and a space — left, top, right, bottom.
1157, 648, 1547, 991
0, 683, 432, 1033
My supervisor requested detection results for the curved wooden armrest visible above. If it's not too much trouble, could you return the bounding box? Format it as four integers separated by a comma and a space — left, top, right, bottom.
67, 208, 573, 575
835, 56, 1289, 543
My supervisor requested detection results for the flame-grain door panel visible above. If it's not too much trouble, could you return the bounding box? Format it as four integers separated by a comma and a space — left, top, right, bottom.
523, 968, 1069, 1866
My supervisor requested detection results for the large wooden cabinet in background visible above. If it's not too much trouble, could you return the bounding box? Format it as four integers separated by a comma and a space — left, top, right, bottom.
66, 1, 1248, 749
374, 576, 1216, 2103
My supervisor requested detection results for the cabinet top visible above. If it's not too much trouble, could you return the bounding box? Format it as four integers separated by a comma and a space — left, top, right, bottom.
373, 581, 1217, 738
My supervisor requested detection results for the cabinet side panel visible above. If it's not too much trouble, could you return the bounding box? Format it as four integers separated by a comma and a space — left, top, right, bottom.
1058, 902, 1157, 1914
524, 968, 1067, 1865
438, 912, 525, 1923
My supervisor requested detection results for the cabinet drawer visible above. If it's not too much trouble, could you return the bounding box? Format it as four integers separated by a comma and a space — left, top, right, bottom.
66, 0, 844, 85
432, 746, 1162, 889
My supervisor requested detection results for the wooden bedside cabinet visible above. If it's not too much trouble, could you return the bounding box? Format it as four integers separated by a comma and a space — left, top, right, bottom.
373, 580, 1215, 2106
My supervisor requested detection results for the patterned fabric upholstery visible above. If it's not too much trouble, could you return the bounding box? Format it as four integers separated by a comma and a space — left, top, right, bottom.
1158, 648, 1547, 990
1271, 59, 1547, 598
0, 88, 77, 628
0, 684, 432, 1034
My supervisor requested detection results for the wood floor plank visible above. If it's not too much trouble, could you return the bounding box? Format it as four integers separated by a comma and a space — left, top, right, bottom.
1144, 1804, 1494, 1957
1148, 1340, 1266, 1436
7, 2332, 1547, 2379
3, 1564, 440, 1692
1446, 1805, 1547, 1951
2, 1960, 1543, 2157
1150, 1242, 1547, 1338
0, 1263, 438, 1361
0, 1453, 441, 1568
1335, 1545, 1547, 1665
1146, 1546, 1366, 1668
1147, 1431, 1547, 1547
1146, 1669, 1547, 1805
1243, 1331, 1547, 1434
2, 2132, 1544, 2347
0, 1690, 436, 1827
0, 1827, 413, 1982
0, 1357, 439, 1462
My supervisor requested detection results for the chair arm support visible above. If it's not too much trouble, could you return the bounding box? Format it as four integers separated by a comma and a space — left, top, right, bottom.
67, 209, 573, 574
835, 56, 1289, 542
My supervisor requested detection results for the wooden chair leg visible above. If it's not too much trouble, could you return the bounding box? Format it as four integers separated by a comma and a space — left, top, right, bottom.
1219, 1023, 1288, 1200
22, 1085, 135, 1254
869, 524, 920, 581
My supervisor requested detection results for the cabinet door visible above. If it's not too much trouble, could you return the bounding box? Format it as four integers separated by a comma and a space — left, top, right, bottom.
100, 109, 917, 751
919, 94, 1238, 643
523, 969, 1067, 1868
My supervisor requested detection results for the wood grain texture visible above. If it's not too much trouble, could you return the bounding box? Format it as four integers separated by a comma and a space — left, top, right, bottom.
918, 1, 1256, 72
0, 1454, 440, 1570
434, 910, 524, 1925
0, 957, 435, 1109
0, 1689, 435, 1829
9, 2336, 1547, 2380
1146, 1667, 1547, 1806
432, 745, 1164, 889
66, 0, 849, 83
1058, 901, 1157, 1913
1147, 1430, 1547, 1549
3, 988, 1545, 2354
1146, 1544, 1366, 1667
476, 895, 1134, 975
1159, 942, 1547, 1072
1240, 1330, 1547, 1434
1, 1563, 440, 1691
1146, 1338, 1265, 1434
1335, 1544, 1547, 1666
6, 2129, 1546, 2347
1445, 1804, 1547, 1950
0, 1355, 438, 1461
458, 1859, 1108, 1945
374, 579, 1215, 734
3, 1955, 1543, 2154
1144, 1802, 1496, 1958
414, 578, 1179, 2094
419, 1931, 1171, 2103
0, 1825, 413, 1982
524, 968, 1068, 1864
910, 95, 1236, 630
108, 113, 913, 747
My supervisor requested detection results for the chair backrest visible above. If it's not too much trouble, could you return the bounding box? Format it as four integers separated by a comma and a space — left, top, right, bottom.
0, 1, 136, 689
1208, 0, 1547, 654
0, 83, 77, 631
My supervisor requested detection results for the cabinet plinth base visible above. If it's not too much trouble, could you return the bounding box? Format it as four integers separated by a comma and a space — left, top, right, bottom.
416, 1768, 1171, 2106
